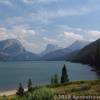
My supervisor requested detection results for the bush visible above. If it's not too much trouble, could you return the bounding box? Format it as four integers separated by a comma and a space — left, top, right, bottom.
28, 79, 33, 92
16, 87, 54, 100
51, 73, 59, 85
31, 87, 54, 100
80, 81, 85, 84
1, 95, 8, 100
16, 83, 24, 96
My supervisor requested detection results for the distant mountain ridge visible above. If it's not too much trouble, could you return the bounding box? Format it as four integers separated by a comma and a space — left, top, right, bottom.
0, 39, 39, 61
41, 40, 90, 60
0, 39, 93, 62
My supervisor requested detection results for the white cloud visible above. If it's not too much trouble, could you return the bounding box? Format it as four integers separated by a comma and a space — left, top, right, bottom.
57, 25, 100, 42
0, 27, 8, 40
1, 25, 100, 53
56, 25, 83, 35
11, 25, 36, 39
5, 3, 99, 26
84, 30, 100, 41
43, 37, 60, 44
22, 0, 33, 4
20, 39, 39, 53
38, 0, 58, 3
88, 30, 100, 37
0, 25, 38, 52
22, 0, 58, 4
63, 30, 100, 42
64, 32, 83, 40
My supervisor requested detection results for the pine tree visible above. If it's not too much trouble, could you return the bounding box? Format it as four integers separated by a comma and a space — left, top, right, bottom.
61, 64, 69, 83
51, 76, 54, 85
51, 73, 59, 85
54, 74, 59, 84
28, 79, 33, 92
16, 83, 24, 96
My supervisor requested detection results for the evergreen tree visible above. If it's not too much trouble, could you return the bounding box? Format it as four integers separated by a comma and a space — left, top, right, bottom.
61, 64, 69, 83
51, 76, 54, 85
51, 73, 59, 85
16, 83, 24, 96
28, 79, 33, 92
54, 74, 59, 84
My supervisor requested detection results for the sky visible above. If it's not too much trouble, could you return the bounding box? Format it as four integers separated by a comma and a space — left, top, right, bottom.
0, 0, 100, 53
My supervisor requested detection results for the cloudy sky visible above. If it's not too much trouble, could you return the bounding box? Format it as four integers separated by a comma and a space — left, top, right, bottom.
0, 0, 100, 53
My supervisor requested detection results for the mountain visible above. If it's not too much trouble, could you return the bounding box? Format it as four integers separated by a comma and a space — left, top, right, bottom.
67, 40, 90, 50
0, 39, 25, 55
40, 44, 62, 56
41, 40, 90, 60
70, 39, 100, 69
0, 39, 39, 61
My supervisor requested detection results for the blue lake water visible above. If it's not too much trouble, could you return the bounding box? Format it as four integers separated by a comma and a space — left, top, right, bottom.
0, 61, 99, 91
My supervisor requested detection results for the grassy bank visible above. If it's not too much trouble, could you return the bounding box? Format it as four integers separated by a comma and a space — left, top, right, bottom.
0, 80, 100, 100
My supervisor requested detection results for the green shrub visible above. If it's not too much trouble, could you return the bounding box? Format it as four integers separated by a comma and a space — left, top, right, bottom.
16, 83, 24, 96
31, 87, 54, 100
27, 79, 33, 92
51, 73, 59, 85
80, 81, 85, 84
16, 87, 54, 100
1, 95, 8, 100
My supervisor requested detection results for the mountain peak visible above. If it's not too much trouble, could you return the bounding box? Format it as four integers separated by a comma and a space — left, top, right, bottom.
67, 40, 90, 51
0, 39, 25, 55
40, 44, 62, 56
41, 39, 90, 60
0, 39, 39, 61
2, 39, 21, 45
46, 44, 60, 50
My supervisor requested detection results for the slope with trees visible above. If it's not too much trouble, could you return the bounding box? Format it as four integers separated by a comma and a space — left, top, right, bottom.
69, 39, 100, 69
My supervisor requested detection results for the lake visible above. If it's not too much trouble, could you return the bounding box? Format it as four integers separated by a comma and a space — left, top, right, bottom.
0, 61, 99, 91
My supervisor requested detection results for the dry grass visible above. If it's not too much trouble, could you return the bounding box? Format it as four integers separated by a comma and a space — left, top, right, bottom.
51, 80, 100, 96
0, 80, 100, 100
